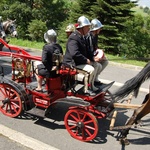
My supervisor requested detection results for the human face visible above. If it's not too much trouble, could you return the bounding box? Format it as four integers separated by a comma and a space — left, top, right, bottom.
96, 28, 101, 35
82, 25, 90, 35
66, 32, 72, 38
92, 28, 101, 36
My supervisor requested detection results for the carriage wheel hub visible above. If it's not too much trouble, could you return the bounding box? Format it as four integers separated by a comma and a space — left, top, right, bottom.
2, 98, 10, 104
77, 121, 84, 128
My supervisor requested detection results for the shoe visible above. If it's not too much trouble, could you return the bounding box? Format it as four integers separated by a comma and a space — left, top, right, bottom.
83, 90, 96, 96
94, 81, 103, 86
92, 86, 99, 92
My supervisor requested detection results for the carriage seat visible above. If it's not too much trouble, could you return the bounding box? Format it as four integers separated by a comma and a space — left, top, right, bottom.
33, 53, 63, 91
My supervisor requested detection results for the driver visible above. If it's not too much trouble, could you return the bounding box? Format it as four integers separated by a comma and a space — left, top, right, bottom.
63, 16, 102, 96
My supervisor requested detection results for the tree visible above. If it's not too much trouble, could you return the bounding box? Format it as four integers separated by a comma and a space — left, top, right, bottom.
67, 0, 136, 54
0, 0, 69, 40
28, 19, 47, 41
120, 14, 150, 60
143, 6, 149, 14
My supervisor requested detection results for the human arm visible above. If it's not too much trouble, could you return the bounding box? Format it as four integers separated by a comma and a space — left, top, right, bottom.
67, 38, 88, 65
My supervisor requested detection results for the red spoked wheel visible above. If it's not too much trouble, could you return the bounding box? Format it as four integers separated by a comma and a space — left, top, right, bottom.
0, 83, 22, 118
64, 108, 98, 141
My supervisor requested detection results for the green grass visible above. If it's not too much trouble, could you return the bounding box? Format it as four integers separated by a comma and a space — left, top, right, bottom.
8, 38, 147, 67
8, 38, 43, 50
132, 6, 148, 17
106, 54, 147, 67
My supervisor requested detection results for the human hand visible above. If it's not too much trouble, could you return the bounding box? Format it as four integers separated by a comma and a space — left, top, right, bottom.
52, 66, 57, 70
87, 59, 91, 64
94, 49, 105, 62
93, 55, 100, 62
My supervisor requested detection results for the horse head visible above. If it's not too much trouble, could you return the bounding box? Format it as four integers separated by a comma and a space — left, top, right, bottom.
2, 19, 18, 37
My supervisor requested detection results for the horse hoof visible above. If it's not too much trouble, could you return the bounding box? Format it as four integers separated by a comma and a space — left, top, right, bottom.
119, 138, 130, 145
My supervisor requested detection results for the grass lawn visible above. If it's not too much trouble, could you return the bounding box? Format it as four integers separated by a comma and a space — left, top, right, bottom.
132, 6, 148, 17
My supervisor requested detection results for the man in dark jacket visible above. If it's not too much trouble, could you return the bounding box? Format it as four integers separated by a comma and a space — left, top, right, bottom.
34, 29, 63, 92
63, 16, 102, 95
87, 19, 108, 86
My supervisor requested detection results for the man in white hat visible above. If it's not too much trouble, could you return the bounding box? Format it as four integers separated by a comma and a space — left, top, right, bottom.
63, 16, 102, 95
34, 29, 63, 92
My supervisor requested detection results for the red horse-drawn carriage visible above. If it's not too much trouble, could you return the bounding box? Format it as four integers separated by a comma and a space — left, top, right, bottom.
0, 38, 149, 144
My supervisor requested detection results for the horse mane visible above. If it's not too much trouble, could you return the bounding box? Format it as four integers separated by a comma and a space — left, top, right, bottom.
113, 62, 150, 101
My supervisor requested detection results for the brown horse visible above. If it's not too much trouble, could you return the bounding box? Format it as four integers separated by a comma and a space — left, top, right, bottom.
112, 62, 150, 145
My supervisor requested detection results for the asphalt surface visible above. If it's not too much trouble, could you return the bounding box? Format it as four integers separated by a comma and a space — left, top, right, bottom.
0, 134, 31, 150
0, 46, 149, 150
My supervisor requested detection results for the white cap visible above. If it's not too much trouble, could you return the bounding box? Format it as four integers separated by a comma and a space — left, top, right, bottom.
65, 24, 75, 32
44, 29, 57, 43
90, 19, 104, 31
76, 16, 91, 28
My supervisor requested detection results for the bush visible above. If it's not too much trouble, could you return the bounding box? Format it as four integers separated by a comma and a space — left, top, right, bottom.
27, 19, 47, 41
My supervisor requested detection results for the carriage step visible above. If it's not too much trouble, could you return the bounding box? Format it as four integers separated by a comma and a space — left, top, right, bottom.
26, 107, 46, 118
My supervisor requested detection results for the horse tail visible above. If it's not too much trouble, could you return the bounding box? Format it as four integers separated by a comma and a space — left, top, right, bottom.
113, 62, 150, 101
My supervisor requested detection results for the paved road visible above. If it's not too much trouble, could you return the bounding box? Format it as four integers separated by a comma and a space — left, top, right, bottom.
0, 47, 149, 150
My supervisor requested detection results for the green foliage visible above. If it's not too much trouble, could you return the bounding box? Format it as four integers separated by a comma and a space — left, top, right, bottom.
0, 0, 149, 61
132, 6, 149, 17
143, 6, 149, 13
0, 0, 68, 40
67, 0, 136, 54
120, 14, 150, 59
27, 19, 47, 41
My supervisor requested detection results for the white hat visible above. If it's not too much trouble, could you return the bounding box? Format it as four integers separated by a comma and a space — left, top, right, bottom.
76, 16, 91, 28
90, 19, 104, 31
44, 29, 57, 43
65, 24, 75, 32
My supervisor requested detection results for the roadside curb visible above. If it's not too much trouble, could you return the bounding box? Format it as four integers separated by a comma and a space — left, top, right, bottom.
0, 124, 59, 150
109, 61, 143, 71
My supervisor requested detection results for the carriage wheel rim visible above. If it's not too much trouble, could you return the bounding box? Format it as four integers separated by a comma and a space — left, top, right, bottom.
0, 83, 22, 117
64, 108, 98, 141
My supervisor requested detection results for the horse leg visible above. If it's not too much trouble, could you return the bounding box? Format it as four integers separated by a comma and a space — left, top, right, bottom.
119, 95, 150, 145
